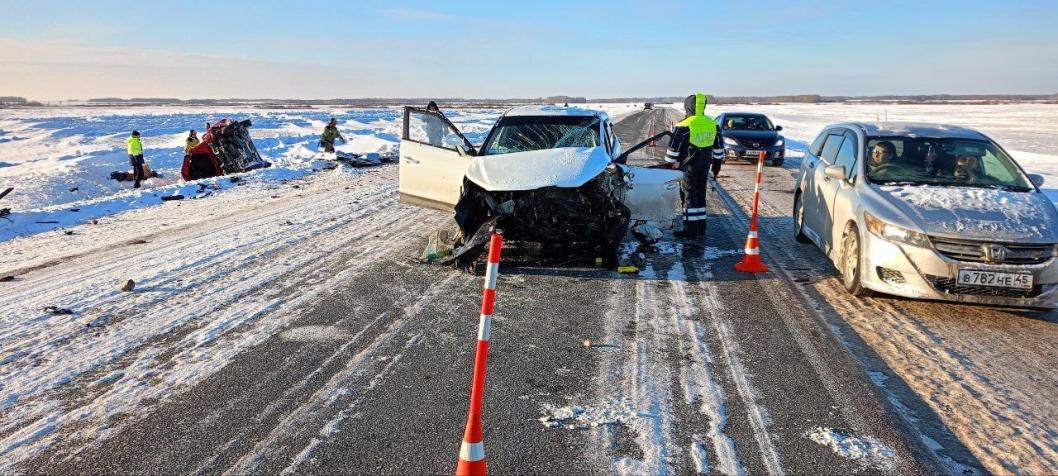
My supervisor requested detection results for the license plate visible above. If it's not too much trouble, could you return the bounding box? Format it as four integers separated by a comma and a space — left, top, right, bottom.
957, 270, 1033, 289
744, 150, 762, 156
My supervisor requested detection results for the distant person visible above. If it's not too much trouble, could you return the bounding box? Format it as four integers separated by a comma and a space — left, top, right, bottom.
126, 131, 146, 188
184, 130, 200, 153
320, 118, 345, 153
424, 101, 446, 147
725, 118, 736, 129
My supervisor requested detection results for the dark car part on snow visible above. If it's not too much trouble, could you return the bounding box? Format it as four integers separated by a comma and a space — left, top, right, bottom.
110, 170, 161, 182
0, 275, 15, 282
0, 208, 10, 218
0, 187, 12, 201
448, 166, 630, 266
181, 119, 270, 181
43, 306, 74, 315
161, 194, 185, 202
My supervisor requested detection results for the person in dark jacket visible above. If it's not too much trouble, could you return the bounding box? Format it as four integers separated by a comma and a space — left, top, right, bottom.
126, 131, 146, 188
320, 118, 345, 153
666, 93, 719, 239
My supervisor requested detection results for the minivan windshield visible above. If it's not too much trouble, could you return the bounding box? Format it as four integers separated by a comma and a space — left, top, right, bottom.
865, 137, 1032, 191
482, 116, 600, 155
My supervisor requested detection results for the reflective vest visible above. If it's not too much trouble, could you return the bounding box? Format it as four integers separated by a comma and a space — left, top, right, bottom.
126, 136, 143, 155
676, 93, 717, 148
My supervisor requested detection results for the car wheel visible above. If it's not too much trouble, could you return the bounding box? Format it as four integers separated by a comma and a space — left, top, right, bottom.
770, 158, 784, 167
793, 193, 811, 244
841, 224, 874, 297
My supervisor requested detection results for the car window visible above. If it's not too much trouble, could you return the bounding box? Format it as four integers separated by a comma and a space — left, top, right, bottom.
865, 137, 1032, 190
835, 134, 857, 179
482, 116, 601, 155
407, 110, 466, 150
819, 133, 846, 164
809, 131, 829, 156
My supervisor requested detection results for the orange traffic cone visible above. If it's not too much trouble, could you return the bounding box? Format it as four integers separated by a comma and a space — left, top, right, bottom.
648, 115, 657, 148
734, 229, 768, 273
455, 417, 486, 476
735, 151, 769, 273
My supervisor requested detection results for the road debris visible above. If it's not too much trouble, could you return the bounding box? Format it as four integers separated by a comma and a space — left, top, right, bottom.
631, 223, 663, 244
43, 306, 74, 315
120, 279, 135, 292
0, 275, 15, 282
161, 194, 185, 202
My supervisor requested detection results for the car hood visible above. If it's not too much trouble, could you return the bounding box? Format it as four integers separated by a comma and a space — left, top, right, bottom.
875, 185, 1058, 242
465, 146, 611, 192
722, 130, 779, 141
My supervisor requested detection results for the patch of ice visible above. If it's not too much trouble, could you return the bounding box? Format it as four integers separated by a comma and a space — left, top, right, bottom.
807, 427, 897, 471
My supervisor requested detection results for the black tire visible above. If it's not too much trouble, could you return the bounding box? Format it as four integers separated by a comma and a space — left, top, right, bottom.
841, 224, 874, 297
793, 192, 812, 244
770, 158, 784, 167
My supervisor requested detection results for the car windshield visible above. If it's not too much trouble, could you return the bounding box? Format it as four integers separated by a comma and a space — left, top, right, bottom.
723, 115, 775, 131
865, 137, 1032, 190
482, 116, 601, 155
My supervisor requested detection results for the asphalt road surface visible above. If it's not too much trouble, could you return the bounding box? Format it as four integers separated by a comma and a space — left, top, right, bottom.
11, 108, 1038, 474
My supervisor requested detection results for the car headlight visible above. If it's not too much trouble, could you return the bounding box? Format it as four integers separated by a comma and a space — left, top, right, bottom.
723, 136, 738, 146
774, 137, 784, 147
864, 212, 930, 247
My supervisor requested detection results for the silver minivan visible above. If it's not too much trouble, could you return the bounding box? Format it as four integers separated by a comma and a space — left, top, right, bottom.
793, 122, 1058, 309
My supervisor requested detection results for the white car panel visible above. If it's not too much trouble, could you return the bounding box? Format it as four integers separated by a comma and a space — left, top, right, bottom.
398, 139, 470, 211
464, 146, 612, 192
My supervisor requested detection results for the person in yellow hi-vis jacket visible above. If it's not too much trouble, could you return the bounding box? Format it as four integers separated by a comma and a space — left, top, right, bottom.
665, 93, 719, 239
126, 131, 145, 188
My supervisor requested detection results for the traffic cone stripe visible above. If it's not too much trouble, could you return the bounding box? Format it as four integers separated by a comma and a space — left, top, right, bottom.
460, 441, 485, 461
748, 231, 758, 239
477, 314, 492, 341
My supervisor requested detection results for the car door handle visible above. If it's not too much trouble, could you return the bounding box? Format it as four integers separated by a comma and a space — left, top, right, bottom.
404, 156, 419, 164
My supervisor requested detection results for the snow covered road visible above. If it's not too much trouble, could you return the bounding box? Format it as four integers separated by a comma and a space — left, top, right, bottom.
2, 106, 1052, 474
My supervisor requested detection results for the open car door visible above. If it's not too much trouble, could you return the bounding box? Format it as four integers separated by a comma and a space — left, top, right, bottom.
616, 132, 684, 227
398, 107, 477, 211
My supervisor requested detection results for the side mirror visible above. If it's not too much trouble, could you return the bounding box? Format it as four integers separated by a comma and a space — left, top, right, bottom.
824, 164, 846, 181
775, 125, 783, 131
1029, 173, 1045, 187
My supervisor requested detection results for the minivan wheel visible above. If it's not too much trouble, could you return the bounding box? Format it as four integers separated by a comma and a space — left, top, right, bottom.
841, 224, 874, 297
793, 193, 811, 244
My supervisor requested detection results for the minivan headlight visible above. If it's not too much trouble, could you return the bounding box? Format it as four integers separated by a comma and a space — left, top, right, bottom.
864, 212, 931, 247
723, 136, 738, 146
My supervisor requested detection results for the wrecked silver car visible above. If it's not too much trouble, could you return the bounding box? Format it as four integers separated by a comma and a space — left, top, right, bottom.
398, 105, 683, 265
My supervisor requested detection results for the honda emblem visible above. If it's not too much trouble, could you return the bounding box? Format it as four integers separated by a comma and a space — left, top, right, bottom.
982, 244, 1008, 263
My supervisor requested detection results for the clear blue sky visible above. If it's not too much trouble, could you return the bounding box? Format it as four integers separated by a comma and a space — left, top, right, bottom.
1, 0, 1056, 100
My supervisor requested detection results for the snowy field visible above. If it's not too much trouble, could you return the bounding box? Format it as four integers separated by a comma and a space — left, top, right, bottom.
0, 106, 500, 241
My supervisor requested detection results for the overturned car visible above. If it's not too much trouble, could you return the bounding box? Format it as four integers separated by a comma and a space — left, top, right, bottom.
181, 119, 270, 181
398, 105, 683, 265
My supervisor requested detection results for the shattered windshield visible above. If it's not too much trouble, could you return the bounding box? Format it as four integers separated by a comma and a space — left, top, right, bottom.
482, 116, 600, 155
865, 137, 1032, 191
